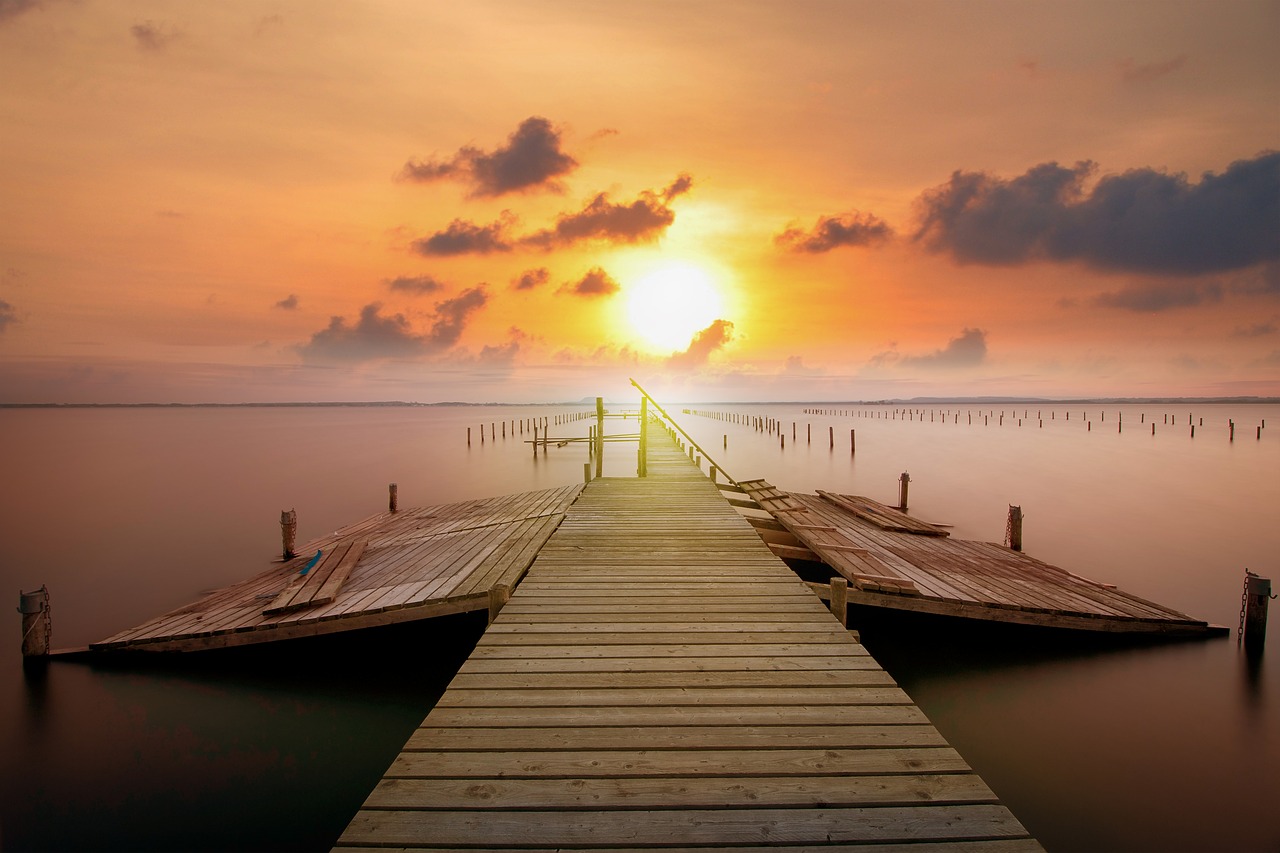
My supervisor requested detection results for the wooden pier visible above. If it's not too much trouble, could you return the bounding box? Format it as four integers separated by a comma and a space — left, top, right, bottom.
90, 485, 583, 652
739, 480, 1222, 635
336, 428, 1041, 850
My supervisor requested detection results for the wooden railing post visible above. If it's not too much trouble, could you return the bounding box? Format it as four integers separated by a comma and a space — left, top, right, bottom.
280, 509, 297, 560
639, 396, 648, 477
595, 397, 605, 479
1007, 505, 1023, 551
898, 473, 910, 511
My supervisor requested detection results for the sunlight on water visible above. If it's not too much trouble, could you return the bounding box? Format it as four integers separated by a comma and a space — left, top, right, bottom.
0, 403, 1276, 850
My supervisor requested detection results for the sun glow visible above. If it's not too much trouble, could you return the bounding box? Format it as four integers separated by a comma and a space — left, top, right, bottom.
625, 263, 725, 352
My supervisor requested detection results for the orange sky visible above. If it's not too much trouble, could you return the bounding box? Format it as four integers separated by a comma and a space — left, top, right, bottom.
1, 0, 1278, 402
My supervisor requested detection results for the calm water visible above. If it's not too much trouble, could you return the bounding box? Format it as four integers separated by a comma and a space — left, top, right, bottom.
1, 403, 1277, 851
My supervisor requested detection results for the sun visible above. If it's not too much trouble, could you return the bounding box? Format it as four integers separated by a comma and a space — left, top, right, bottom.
625, 263, 724, 352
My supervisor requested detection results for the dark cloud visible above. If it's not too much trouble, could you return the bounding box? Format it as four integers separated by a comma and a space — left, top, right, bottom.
1094, 281, 1222, 312
0, 298, 16, 332
387, 275, 446, 294
523, 175, 693, 249
398, 117, 578, 197
274, 294, 299, 310
411, 215, 515, 256
899, 328, 988, 369
476, 328, 528, 366
130, 20, 180, 51
558, 267, 620, 297
297, 288, 487, 363
1120, 55, 1187, 83
512, 267, 549, 291
914, 152, 1280, 275
668, 320, 734, 369
776, 211, 893, 253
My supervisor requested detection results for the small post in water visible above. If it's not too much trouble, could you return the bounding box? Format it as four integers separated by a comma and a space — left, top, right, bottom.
280, 509, 297, 560
19, 586, 50, 658
898, 472, 910, 511
1244, 572, 1272, 652
1007, 505, 1023, 552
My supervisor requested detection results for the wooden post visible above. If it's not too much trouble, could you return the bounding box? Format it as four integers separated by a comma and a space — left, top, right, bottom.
829, 426, 834, 448
830, 577, 848, 627
1244, 573, 1271, 652
584, 462, 591, 483
898, 472, 910, 511
1230, 420, 1235, 441
467, 427, 471, 446
638, 396, 648, 477
532, 424, 538, 457
710, 465, 717, 483
850, 429, 855, 454
595, 396, 605, 479
280, 509, 297, 560
388, 483, 398, 513
19, 586, 50, 658
1007, 505, 1023, 552
487, 583, 510, 626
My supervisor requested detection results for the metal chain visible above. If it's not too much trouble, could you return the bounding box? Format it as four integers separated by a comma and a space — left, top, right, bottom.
1239, 569, 1253, 638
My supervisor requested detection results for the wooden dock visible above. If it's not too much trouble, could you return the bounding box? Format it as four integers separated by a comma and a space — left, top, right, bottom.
90, 485, 583, 652
336, 428, 1041, 850
739, 479, 1222, 635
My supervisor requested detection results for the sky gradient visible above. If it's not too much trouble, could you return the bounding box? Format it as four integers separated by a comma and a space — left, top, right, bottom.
2, 0, 1278, 403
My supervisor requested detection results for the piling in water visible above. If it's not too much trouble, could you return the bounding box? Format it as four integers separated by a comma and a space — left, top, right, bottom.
19, 586, 50, 658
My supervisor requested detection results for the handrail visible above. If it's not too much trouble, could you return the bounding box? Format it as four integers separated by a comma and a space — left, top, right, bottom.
630, 378, 741, 488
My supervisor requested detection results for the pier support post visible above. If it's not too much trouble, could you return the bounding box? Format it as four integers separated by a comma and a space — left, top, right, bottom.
1007, 505, 1023, 552
595, 397, 604, 479
19, 586, 50, 658
898, 473, 910, 511
829, 577, 848, 628
280, 509, 297, 560
388, 483, 398, 513
488, 583, 510, 626
638, 397, 648, 477
1244, 573, 1272, 652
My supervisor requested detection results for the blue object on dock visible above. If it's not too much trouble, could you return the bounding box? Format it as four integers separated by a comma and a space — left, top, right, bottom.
300, 550, 322, 575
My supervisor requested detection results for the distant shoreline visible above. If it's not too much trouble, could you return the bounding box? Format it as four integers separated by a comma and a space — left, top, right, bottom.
3, 397, 1277, 409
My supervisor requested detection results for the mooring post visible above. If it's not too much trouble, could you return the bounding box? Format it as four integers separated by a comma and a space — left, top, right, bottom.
829, 577, 848, 627
487, 583, 510, 626
280, 509, 297, 560
19, 586, 50, 658
388, 483, 398, 513
898, 472, 910, 511
1244, 572, 1272, 652
851, 429, 855, 455
595, 396, 605, 479
829, 426, 834, 448
1007, 505, 1023, 551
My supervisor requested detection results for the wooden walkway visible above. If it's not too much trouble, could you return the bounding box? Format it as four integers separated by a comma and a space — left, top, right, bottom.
91, 485, 583, 652
337, 429, 1041, 850
740, 480, 1221, 635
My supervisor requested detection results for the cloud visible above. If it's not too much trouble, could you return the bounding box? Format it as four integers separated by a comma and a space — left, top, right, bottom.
668, 319, 734, 369
0, 298, 16, 332
914, 152, 1280, 276
1094, 281, 1222, 312
512, 267, 549, 291
274, 294, 299, 310
558, 267, 620, 297
0, 0, 42, 23
387, 274, 446, 295
899, 328, 988, 369
522, 175, 693, 250
783, 355, 824, 376
476, 327, 528, 366
1233, 321, 1277, 338
130, 20, 181, 51
398, 116, 578, 197
297, 288, 487, 363
1119, 55, 1187, 83
775, 211, 894, 253
411, 215, 515, 256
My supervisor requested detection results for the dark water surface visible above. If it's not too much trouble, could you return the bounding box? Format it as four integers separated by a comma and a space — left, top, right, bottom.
1, 403, 1277, 851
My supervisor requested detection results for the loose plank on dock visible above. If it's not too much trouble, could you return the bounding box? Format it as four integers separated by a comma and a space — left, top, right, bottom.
90, 484, 583, 652
337, 427, 1040, 851
741, 480, 1220, 634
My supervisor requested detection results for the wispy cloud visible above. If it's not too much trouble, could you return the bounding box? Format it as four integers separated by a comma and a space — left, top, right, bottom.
130, 20, 181, 52
411, 214, 516, 256
387, 275, 447, 295
296, 288, 488, 363
558, 267, 620, 297
512, 267, 549, 291
398, 117, 578, 197
274, 294, 299, 310
0, 297, 17, 332
1094, 281, 1222, 312
668, 319, 734, 369
898, 328, 988, 369
775, 211, 893, 253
